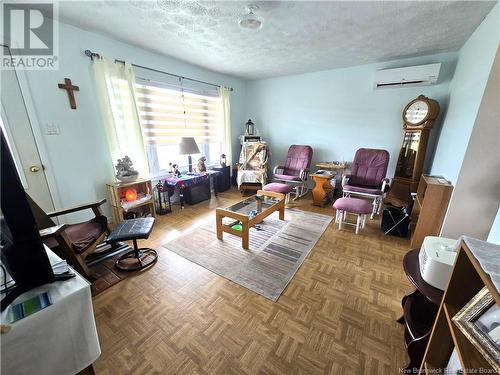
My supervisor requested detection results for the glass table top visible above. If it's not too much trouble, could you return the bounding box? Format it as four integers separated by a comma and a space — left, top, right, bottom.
223, 194, 282, 217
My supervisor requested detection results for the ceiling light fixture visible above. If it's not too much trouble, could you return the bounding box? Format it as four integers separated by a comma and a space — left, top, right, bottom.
239, 4, 263, 30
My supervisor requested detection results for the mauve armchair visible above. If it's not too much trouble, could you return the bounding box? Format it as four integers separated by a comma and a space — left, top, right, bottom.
342, 148, 391, 218
273, 145, 313, 201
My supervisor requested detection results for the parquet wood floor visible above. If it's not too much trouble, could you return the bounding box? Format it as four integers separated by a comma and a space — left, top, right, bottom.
92, 188, 412, 375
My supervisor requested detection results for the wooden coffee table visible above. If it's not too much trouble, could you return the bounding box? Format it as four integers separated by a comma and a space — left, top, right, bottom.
215, 190, 285, 249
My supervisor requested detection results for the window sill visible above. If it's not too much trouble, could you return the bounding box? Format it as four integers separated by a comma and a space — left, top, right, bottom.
149, 164, 223, 181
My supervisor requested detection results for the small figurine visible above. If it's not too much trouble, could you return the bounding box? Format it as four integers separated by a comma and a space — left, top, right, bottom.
220, 154, 226, 167
115, 155, 139, 182
197, 156, 207, 173
172, 164, 181, 177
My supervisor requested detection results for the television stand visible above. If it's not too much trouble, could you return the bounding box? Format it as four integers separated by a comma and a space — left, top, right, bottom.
1, 248, 100, 375
0, 272, 75, 312
1, 285, 29, 312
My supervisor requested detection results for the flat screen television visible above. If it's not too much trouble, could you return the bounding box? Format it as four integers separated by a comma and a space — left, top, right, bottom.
0, 129, 55, 311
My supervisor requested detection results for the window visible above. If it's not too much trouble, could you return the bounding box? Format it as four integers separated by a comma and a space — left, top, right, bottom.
134, 79, 224, 176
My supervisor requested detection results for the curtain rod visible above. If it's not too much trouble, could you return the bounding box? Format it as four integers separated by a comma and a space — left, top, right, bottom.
84, 49, 233, 92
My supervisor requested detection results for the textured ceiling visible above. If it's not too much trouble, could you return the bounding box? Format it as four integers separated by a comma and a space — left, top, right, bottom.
58, 1, 496, 80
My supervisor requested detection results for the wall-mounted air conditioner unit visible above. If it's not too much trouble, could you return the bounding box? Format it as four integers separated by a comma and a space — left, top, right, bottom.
374, 63, 441, 89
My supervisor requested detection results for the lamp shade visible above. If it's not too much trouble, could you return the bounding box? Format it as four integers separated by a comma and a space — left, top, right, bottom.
179, 137, 200, 155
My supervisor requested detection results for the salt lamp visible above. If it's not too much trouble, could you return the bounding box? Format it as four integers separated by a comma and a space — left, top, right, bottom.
125, 188, 138, 202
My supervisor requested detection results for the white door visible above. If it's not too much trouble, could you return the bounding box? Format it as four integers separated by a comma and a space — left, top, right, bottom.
1, 47, 55, 212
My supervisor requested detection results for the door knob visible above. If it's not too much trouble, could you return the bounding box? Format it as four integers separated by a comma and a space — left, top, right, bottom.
30, 165, 40, 172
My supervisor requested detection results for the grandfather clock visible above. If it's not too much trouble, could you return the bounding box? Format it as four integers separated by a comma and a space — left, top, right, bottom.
385, 95, 440, 207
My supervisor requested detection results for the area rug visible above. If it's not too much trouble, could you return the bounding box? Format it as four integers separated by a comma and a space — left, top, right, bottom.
163, 208, 333, 301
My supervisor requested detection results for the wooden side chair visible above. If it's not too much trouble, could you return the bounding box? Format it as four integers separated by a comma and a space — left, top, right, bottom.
27, 195, 110, 280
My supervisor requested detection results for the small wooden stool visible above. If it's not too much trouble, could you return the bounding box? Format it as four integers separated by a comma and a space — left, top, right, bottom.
263, 183, 293, 204
333, 197, 373, 234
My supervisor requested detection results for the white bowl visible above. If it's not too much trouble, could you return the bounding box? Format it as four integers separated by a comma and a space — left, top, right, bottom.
116, 174, 138, 183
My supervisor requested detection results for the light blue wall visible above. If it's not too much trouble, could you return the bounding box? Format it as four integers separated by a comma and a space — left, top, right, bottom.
246, 53, 457, 176
19, 4, 499, 226
430, 4, 500, 184
22, 20, 247, 220
488, 208, 500, 245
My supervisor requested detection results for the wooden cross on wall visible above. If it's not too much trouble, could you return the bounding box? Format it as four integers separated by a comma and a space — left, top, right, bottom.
58, 78, 79, 109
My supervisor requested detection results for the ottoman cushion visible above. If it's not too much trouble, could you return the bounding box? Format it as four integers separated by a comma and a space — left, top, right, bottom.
274, 174, 301, 182
343, 184, 383, 196
263, 182, 293, 194
333, 197, 372, 214
107, 217, 155, 243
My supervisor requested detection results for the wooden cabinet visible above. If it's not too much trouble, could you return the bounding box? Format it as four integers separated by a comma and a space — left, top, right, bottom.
410, 175, 453, 248
106, 179, 156, 225
421, 238, 500, 373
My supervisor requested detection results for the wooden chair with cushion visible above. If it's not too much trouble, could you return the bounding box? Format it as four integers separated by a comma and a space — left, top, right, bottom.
27, 195, 110, 280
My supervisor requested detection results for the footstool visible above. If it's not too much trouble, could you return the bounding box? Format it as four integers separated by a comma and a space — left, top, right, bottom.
333, 197, 373, 234
263, 182, 293, 203
107, 217, 158, 271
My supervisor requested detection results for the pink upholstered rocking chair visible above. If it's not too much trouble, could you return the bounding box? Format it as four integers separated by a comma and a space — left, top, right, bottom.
342, 148, 391, 218
273, 145, 313, 201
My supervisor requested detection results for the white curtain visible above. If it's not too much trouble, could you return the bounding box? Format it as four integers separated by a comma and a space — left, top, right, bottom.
92, 56, 148, 177
219, 86, 232, 168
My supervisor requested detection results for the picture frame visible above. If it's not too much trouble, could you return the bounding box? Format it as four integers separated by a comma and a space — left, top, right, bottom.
452, 286, 500, 372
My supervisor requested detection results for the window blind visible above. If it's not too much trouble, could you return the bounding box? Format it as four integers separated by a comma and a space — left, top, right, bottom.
134, 80, 223, 146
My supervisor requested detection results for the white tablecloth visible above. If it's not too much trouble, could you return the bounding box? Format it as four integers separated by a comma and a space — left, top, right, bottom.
236, 169, 267, 188
1, 248, 101, 375
463, 236, 500, 293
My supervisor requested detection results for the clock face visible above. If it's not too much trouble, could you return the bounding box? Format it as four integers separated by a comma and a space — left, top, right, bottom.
405, 100, 429, 124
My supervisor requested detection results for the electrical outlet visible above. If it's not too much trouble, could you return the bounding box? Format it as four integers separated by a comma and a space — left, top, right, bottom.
46, 123, 60, 135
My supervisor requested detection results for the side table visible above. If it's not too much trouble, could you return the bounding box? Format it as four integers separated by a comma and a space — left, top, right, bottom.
1, 247, 100, 375
315, 162, 346, 177
310, 173, 334, 206
164, 171, 220, 208
210, 165, 231, 192
399, 248, 444, 371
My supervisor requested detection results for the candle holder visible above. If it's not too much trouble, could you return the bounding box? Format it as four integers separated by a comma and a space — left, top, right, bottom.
154, 180, 172, 215
245, 119, 255, 135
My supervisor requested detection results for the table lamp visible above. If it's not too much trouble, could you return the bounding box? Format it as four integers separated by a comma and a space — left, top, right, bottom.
179, 137, 200, 173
